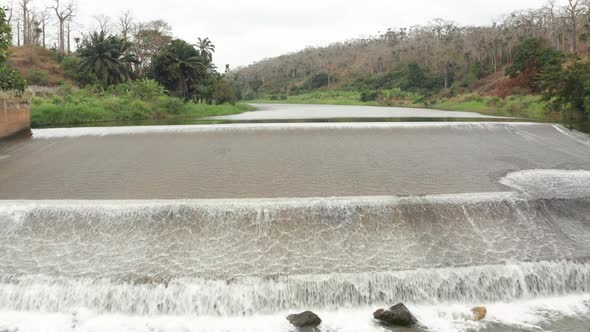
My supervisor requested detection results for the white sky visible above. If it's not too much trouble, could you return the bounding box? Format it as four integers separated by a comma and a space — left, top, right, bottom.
21, 0, 547, 68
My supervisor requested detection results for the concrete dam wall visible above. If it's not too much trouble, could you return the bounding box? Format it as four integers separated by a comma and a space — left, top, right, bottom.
0, 99, 30, 139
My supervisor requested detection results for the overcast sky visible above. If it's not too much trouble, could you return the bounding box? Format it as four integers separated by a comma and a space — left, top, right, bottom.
68, 0, 543, 68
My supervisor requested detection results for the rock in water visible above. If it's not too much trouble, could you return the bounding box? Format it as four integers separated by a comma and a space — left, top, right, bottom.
287, 311, 322, 327
471, 306, 487, 321
373, 303, 418, 327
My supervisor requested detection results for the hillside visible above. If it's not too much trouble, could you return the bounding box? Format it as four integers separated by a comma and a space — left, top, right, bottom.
8, 47, 71, 86
234, 3, 588, 101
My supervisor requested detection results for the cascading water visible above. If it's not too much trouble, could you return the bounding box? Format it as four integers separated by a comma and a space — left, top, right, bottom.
1, 122, 590, 331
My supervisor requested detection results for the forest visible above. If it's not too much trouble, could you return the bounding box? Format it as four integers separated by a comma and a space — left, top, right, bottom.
235, 0, 590, 119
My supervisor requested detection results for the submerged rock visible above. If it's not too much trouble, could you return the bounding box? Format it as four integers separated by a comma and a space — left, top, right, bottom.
287, 311, 322, 328
471, 306, 487, 321
373, 303, 418, 327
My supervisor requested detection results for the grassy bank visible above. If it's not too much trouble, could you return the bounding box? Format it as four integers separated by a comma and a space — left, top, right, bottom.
250, 90, 557, 121
249, 91, 379, 106
30, 83, 254, 128
31, 97, 253, 128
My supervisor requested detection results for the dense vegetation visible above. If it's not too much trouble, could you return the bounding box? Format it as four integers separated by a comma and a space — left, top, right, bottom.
237, 0, 590, 120
0, 5, 248, 127
0, 7, 24, 92
30, 80, 252, 127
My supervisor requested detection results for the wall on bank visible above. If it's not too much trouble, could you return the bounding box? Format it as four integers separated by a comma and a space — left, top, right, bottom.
0, 99, 30, 139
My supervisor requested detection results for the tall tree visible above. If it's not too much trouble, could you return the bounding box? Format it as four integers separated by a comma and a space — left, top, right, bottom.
50, 0, 74, 55
118, 10, 133, 40
18, 0, 30, 46
151, 39, 206, 98
196, 37, 215, 64
131, 19, 172, 76
564, 0, 585, 52
0, 7, 25, 92
78, 30, 137, 86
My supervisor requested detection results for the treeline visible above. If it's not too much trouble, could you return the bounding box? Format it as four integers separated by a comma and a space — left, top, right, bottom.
236, 0, 590, 99
0, 3, 240, 105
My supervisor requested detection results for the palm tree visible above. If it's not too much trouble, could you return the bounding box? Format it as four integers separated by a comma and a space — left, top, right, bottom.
196, 37, 215, 64
78, 31, 138, 87
152, 39, 207, 99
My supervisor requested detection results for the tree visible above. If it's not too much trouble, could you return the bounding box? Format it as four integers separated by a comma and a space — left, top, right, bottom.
506, 38, 564, 92
196, 37, 215, 64
78, 31, 137, 87
564, 0, 585, 53
151, 39, 207, 99
132, 19, 172, 77
19, 0, 30, 46
215, 76, 236, 104
93, 14, 110, 33
50, 0, 75, 55
0, 7, 25, 92
38, 9, 49, 48
118, 10, 133, 40
540, 58, 590, 114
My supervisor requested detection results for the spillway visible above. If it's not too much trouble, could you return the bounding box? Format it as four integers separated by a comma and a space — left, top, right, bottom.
1, 121, 590, 331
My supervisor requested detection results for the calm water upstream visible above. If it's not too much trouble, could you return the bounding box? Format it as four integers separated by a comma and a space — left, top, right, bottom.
1, 104, 590, 332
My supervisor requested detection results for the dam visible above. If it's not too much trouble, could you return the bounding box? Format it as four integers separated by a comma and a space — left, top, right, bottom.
1, 105, 590, 332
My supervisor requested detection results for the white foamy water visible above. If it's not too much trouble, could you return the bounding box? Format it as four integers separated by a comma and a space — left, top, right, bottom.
1, 261, 588, 316
0, 294, 588, 332
207, 103, 510, 120
500, 169, 590, 199
31, 122, 541, 139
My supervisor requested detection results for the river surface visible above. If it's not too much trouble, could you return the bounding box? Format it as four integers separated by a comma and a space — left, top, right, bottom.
1, 104, 590, 332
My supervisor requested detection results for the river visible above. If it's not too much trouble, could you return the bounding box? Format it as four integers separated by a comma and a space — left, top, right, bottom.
0, 104, 590, 332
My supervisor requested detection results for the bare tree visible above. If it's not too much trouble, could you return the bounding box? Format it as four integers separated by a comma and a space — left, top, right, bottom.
93, 14, 111, 33
50, 0, 75, 55
38, 9, 49, 48
118, 10, 134, 40
564, 0, 586, 52
19, 0, 30, 46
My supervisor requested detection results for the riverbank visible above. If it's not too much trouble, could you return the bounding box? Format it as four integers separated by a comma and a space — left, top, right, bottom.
249, 91, 562, 121
28, 86, 254, 128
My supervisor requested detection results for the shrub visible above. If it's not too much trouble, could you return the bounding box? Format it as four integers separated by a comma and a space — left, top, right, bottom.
156, 96, 184, 114
360, 90, 378, 102
28, 69, 49, 86
485, 97, 501, 107
132, 79, 167, 99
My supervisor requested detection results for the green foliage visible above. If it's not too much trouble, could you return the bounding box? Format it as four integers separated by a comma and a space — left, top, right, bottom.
151, 39, 207, 99
433, 94, 547, 119
349, 63, 443, 94
0, 7, 25, 93
0, 7, 10, 64
460, 62, 487, 87
360, 90, 379, 102
541, 59, 590, 114
28, 69, 49, 86
30, 82, 253, 127
0, 64, 26, 93
405, 63, 427, 90
156, 96, 184, 114
306, 73, 330, 89
215, 78, 236, 105
248, 79, 263, 95
60, 56, 98, 86
505, 38, 564, 92
78, 31, 138, 87
106, 79, 168, 100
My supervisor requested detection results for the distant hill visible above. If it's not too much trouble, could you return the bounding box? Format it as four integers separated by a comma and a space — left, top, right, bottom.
235, 2, 587, 99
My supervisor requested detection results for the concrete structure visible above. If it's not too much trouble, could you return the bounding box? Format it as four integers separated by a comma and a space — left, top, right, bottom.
0, 99, 30, 139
